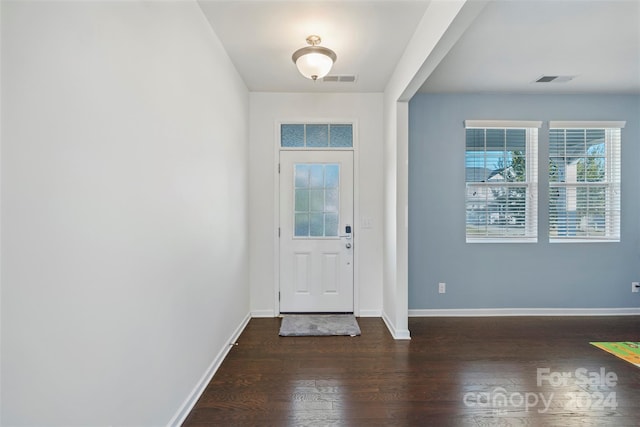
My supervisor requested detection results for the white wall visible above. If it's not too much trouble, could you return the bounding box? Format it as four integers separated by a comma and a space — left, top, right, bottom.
249, 93, 384, 317
381, 0, 483, 339
1, 1, 249, 425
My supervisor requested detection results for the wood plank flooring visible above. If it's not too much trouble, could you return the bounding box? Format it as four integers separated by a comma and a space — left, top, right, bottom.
183, 316, 640, 426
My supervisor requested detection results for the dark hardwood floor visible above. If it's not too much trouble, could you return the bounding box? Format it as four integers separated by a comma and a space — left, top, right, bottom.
183, 316, 640, 426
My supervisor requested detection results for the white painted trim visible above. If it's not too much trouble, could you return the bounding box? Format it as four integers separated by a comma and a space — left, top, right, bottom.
251, 309, 276, 318
352, 120, 360, 317
464, 120, 543, 129
273, 122, 281, 315
549, 121, 626, 129
274, 119, 360, 316
167, 312, 251, 427
382, 311, 411, 340
358, 309, 382, 317
409, 308, 640, 317
549, 238, 620, 244
0, 0, 3, 409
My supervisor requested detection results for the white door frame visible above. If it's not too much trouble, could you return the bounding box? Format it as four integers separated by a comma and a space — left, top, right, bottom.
273, 119, 360, 316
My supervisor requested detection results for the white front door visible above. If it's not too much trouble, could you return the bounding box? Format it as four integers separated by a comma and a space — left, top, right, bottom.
279, 150, 354, 312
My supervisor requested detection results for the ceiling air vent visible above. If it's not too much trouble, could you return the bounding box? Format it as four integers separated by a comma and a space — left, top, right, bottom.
535, 75, 576, 83
322, 75, 357, 83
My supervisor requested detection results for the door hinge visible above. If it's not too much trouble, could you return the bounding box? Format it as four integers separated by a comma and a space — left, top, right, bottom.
278, 227, 281, 237
278, 292, 281, 301
278, 163, 280, 173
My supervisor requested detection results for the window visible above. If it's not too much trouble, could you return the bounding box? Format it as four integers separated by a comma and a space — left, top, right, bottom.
294, 163, 340, 237
281, 124, 353, 148
549, 121, 624, 242
465, 120, 541, 242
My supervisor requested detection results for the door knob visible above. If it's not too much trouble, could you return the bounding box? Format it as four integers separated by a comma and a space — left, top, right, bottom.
346, 242, 352, 249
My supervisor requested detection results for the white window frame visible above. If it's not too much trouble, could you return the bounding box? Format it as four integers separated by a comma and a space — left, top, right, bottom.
548, 121, 624, 243
464, 120, 541, 243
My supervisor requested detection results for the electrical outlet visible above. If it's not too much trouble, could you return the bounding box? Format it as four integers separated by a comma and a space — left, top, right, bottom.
439, 282, 446, 294
633, 282, 640, 293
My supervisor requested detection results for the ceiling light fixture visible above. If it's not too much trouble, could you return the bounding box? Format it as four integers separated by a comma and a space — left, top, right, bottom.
292, 35, 337, 81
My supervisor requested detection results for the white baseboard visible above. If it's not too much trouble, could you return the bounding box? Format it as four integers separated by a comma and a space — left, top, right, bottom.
381, 311, 411, 340
251, 309, 275, 318
167, 312, 251, 427
409, 307, 640, 317
358, 309, 382, 317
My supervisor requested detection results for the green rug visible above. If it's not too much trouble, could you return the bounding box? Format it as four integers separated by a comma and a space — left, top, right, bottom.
590, 342, 640, 368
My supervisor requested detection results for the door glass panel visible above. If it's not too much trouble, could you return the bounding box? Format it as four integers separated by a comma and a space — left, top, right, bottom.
295, 164, 310, 187
325, 164, 339, 187
294, 163, 340, 237
309, 213, 324, 236
325, 213, 339, 236
309, 190, 324, 212
294, 189, 309, 211
295, 213, 309, 236
325, 189, 338, 212
309, 165, 324, 188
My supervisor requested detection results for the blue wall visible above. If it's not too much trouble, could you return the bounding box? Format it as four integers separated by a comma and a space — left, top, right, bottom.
408, 94, 640, 309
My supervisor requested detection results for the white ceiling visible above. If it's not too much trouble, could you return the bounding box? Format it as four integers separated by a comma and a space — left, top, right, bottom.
198, 0, 640, 95
420, 0, 640, 94
198, 0, 431, 92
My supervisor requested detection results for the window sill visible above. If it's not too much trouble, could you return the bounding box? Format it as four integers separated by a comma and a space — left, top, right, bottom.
549, 238, 620, 243
466, 238, 537, 244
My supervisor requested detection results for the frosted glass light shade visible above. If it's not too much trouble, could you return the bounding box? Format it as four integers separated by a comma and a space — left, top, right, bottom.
292, 46, 337, 80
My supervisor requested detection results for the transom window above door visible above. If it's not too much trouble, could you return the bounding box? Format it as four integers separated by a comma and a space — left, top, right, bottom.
281, 123, 353, 148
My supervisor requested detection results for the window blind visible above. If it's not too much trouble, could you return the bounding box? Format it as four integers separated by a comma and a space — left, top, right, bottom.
464, 121, 540, 243
549, 122, 624, 242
